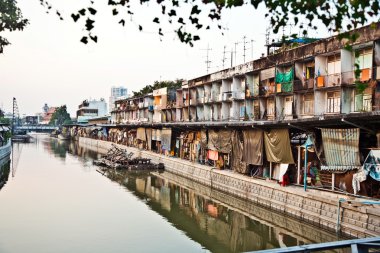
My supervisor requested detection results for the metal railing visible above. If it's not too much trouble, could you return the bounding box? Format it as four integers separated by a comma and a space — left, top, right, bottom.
316, 73, 341, 88
231, 91, 245, 100
341, 68, 372, 85
259, 82, 276, 96
250, 237, 380, 253
293, 79, 314, 91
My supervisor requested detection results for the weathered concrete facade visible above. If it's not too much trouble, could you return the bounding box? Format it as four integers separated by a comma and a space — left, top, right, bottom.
80, 137, 380, 239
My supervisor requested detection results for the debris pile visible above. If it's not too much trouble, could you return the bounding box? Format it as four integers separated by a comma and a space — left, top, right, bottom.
94, 144, 164, 171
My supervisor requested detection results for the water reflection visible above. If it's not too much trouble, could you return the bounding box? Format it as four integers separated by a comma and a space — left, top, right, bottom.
34, 136, 345, 253
0, 157, 11, 191
99, 168, 345, 253
41, 136, 102, 163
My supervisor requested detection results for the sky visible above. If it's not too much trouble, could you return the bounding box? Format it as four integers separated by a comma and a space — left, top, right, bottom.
0, 0, 329, 116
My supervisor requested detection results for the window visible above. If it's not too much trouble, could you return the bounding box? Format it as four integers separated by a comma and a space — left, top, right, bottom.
327, 54, 341, 74
354, 88, 373, 112
254, 100, 260, 119
303, 94, 314, 115
267, 98, 275, 116
355, 48, 373, 70
326, 91, 340, 113
284, 96, 293, 116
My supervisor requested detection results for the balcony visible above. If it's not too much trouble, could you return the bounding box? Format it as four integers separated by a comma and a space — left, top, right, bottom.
259, 83, 276, 96
316, 73, 341, 88
222, 92, 233, 101
231, 91, 245, 100
189, 98, 197, 106
197, 97, 204, 104
211, 92, 221, 102
293, 79, 314, 91
184, 100, 190, 106
143, 101, 152, 108
341, 68, 372, 85
276, 82, 293, 94
138, 102, 144, 108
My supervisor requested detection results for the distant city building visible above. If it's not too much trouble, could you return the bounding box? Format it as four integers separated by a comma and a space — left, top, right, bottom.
109, 86, 128, 112
76, 98, 107, 123
40, 107, 57, 125
24, 116, 39, 125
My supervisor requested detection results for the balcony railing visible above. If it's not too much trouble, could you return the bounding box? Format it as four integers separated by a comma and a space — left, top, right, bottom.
211, 92, 221, 102
197, 97, 204, 104
341, 68, 372, 85
231, 91, 245, 100
189, 98, 197, 106
259, 84, 276, 96
276, 82, 293, 93
293, 79, 314, 91
222, 92, 233, 101
184, 100, 190, 106
316, 73, 341, 88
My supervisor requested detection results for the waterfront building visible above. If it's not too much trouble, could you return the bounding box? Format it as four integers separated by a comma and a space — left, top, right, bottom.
76, 99, 107, 124
109, 86, 128, 112
104, 23, 380, 196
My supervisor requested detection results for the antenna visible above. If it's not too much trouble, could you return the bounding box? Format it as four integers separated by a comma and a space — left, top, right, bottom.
201, 44, 212, 73
250, 39, 255, 60
242, 36, 253, 63
234, 41, 240, 66
222, 46, 232, 69
265, 26, 271, 55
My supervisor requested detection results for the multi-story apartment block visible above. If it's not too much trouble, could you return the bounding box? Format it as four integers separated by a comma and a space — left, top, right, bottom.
111, 24, 380, 126
111, 93, 153, 124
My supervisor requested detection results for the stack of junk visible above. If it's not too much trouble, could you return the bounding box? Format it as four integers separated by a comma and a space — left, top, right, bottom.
94, 144, 164, 171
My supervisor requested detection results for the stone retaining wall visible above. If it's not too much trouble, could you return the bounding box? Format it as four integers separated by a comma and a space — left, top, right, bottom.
79, 137, 380, 238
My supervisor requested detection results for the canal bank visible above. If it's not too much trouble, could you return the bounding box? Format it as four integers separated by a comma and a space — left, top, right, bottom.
79, 136, 380, 239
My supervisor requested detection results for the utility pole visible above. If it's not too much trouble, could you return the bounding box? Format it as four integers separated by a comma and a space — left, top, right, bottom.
201, 44, 212, 73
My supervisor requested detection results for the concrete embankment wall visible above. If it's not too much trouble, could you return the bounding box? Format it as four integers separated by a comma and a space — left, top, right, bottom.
79, 137, 380, 238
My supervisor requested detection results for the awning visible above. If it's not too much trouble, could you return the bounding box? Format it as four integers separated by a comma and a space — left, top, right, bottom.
363, 150, 380, 181
320, 128, 361, 171
161, 128, 172, 150
242, 129, 263, 165
208, 130, 232, 153
264, 129, 294, 164
137, 127, 146, 141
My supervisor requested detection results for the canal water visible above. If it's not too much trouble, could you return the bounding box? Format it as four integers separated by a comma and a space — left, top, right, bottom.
0, 136, 344, 253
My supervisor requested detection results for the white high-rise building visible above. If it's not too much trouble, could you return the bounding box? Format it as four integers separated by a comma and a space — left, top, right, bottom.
109, 86, 128, 112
